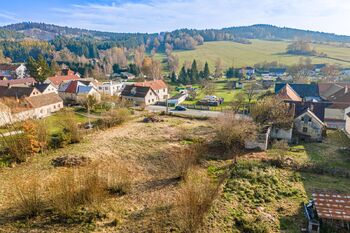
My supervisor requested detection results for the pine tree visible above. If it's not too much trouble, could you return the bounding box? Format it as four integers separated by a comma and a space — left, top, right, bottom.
27, 55, 51, 83
203, 62, 210, 79
191, 60, 199, 83
179, 66, 188, 85
171, 71, 177, 83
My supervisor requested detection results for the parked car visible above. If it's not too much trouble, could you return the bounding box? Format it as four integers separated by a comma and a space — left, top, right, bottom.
175, 105, 187, 111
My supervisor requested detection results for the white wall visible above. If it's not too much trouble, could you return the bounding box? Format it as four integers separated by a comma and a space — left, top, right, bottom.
346, 115, 350, 135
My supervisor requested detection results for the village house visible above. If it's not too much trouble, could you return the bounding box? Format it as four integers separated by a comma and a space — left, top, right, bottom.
98, 81, 125, 96
239, 67, 255, 76
34, 83, 58, 94
294, 109, 326, 142
318, 83, 350, 129
0, 86, 63, 126
273, 83, 328, 142
0, 77, 36, 87
58, 80, 101, 104
134, 80, 169, 101
121, 85, 158, 106
0, 85, 41, 99
0, 63, 27, 80
45, 72, 80, 88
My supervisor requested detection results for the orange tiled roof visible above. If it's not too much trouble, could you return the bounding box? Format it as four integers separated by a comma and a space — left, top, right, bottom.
48, 75, 79, 86
134, 80, 167, 91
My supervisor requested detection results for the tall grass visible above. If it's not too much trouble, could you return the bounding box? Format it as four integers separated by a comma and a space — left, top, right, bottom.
14, 175, 45, 217
48, 166, 107, 217
174, 168, 219, 233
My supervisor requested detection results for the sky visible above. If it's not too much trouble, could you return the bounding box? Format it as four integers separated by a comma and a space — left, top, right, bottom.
0, 0, 350, 35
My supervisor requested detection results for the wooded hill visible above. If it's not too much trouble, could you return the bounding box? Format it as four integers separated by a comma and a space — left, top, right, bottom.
1, 22, 350, 63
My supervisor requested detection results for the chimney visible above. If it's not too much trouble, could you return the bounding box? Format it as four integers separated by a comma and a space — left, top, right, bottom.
345, 85, 349, 94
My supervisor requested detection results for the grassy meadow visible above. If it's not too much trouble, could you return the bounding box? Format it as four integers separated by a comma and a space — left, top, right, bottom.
157, 40, 350, 72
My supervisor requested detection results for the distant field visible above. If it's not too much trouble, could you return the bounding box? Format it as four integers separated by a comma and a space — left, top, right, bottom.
158, 40, 350, 71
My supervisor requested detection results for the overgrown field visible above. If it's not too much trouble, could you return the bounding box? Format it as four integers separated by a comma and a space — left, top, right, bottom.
158, 40, 350, 71
0, 114, 349, 232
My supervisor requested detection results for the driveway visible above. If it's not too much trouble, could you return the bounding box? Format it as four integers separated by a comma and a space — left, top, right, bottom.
146, 105, 223, 118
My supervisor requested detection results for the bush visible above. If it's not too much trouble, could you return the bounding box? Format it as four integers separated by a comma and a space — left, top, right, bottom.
215, 112, 257, 161
50, 131, 71, 149
175, 168, 219, 233
1, 120, 43, 163
100, 108, 131, 128
169, 145, 203, 179
59, 110, 81, 144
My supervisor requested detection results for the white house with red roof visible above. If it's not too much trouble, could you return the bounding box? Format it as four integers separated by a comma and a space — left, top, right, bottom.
45, 73, 80, 88
121, 80, 168, 105
58, 80, 101, 104
134, 80, 169, 101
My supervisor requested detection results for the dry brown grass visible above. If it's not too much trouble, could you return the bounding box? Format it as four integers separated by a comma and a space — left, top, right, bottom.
48, 165, 107, 217
101, 161, 133, 195
13, 175, 45, 218
174, 168, 219, 233
169, 144, 204, 179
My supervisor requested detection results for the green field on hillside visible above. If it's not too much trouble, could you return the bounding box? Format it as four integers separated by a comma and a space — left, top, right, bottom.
158, 40, 350, 72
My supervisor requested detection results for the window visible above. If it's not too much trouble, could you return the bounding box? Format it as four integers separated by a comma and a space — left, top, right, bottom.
303, 127, 308, 133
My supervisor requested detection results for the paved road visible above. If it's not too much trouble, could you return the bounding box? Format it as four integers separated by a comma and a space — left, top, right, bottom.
146, 105, 223, 118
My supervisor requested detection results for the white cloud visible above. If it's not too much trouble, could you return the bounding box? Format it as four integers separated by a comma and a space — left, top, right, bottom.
0, 10, 20, 24
47, 0, 350, 35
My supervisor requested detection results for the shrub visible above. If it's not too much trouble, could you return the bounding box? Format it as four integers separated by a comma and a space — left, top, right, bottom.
14, 175, 45, 218
215, 112, 257, 161
169, 145, 203, 179
35, 120, 50, 152
175, 168, 219, 233
59, 110, 81, 144
50, 131, 71, 149
100, 108, 131, 128
1, 120, 42, 163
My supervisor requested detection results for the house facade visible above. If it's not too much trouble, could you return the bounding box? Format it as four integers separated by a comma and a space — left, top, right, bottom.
121, 85, 158, 105
294, 109, 326, 142
346, 113, 350, 136
0, 64, 27, 79
98, 81, 125, 96
134, 80, 169, 101
0, 87, 63, 126
58, 80, 101, 104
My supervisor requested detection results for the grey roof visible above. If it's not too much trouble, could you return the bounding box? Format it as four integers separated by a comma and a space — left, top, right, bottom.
121, 85, 152, 98
0, 86, 36, 98
275, 83, 320, 98
34, 83, 51, 93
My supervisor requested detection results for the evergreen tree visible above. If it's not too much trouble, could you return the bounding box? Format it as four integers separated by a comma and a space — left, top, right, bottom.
226, 67, 235, 78
112, 64, 122, 74
171, 71, 177, 83
27, 55, 51, 83
179, 66, 189, 85
203, 62, 210, 79
191, 60, 199, 83
128, 63, 140, 76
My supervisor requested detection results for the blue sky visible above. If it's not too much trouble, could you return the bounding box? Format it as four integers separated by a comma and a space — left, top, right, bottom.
0, 0, 349, 35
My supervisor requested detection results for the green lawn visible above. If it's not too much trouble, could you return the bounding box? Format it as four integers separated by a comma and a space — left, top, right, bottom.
180, 79, 241, 107
44, 111, 88, 135
157, 40, 350, 72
